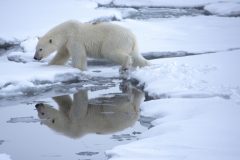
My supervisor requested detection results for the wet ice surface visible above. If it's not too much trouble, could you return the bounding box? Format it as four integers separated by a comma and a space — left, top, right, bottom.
111, 134, 137, 141
76, 151, 99, 156
6, 116, 48, 123
0, 81, 148, 160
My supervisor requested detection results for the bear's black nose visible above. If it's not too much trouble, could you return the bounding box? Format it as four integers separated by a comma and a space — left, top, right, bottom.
34, 56, 38, 60
35, 103, 43, 108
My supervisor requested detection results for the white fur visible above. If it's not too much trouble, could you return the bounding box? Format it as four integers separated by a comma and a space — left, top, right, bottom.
36, 88, 144, 138
35, 20, 150, 71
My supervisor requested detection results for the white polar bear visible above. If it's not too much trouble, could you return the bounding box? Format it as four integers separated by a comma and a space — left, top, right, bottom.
34, 20, 150, 71
35, 87, 144, 138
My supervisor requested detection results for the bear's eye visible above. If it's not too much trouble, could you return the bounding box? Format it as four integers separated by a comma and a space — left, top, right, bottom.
41, 112, 44, 115
39, 48, 42, 51
52, 119, 55, 123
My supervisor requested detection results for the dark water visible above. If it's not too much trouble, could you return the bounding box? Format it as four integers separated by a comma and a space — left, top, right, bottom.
0, 81, 149, 160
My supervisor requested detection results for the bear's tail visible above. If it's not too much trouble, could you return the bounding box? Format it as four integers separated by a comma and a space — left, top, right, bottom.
131, 43, 150, 68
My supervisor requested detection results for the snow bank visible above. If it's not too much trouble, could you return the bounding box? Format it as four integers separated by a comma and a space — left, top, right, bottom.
204, 2, 240, 16
106, 97, 240, 160
131, 50, 240, 103
105, 48, 240, 159
7, 38, 55, 63
0, 60, 89, 96
7, 51, 52, 63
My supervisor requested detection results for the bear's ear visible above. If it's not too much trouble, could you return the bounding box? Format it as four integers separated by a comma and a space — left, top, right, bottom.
49, 39, 52, 43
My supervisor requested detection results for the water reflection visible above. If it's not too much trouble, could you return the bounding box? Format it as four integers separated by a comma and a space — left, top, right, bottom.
35, 86, 144, 138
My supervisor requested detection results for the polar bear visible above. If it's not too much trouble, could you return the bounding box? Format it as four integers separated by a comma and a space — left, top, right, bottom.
34, 20, 150, 71
35, 86, 144, 138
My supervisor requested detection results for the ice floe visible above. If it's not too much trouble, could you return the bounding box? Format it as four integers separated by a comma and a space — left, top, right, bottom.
204, 2, 240, 16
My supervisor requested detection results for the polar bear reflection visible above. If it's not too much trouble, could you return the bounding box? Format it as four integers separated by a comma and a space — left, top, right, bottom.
35, 88, 144, 138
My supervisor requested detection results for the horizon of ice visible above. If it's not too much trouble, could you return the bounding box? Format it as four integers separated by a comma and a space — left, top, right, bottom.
1, 0, 240, 46
112, 0, 240, 8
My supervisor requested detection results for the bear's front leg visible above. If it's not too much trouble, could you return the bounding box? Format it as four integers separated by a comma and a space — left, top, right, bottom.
49, 46, 70, 65
72, 90, 88, 117
72, 54, 87, 71
68, 44, 87, 71
52, 95, 73, 113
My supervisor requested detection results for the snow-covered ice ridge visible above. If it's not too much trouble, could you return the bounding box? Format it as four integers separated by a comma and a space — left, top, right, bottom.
105, 50, 240, 160
103, 0, 240, 8
131, 50, 240, 102
0, 61, 88, 96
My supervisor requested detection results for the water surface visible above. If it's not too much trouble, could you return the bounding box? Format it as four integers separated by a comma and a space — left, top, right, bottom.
0, 83, 147, 160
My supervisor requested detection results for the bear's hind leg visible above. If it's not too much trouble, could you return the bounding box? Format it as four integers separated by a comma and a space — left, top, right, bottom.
119, 54, 132, 73
49, 47, 70, 65
103, 52, 132, 73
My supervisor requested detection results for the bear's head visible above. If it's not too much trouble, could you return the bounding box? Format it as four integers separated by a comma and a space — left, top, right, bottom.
34, 37, 57, 60
35, 103, 59, 124
35, 103, 82, 138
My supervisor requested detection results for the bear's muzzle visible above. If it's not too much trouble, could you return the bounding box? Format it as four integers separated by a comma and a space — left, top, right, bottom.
34, 51, 42, 60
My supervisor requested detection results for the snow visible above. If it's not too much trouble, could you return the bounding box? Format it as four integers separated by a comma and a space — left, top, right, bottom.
7, 38, 55, 63
112, 0, 240, 8
204, 3, 240, 16
92, 0, 113, 5
0, 154, 11, 160
1, 0, 240, 159
0, 0, 121, 44
106, 97, 240, 160
104, 49, 240, 159
0, 60, 88, 96
114, 16, 240, 53
130, 50, 240, 101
